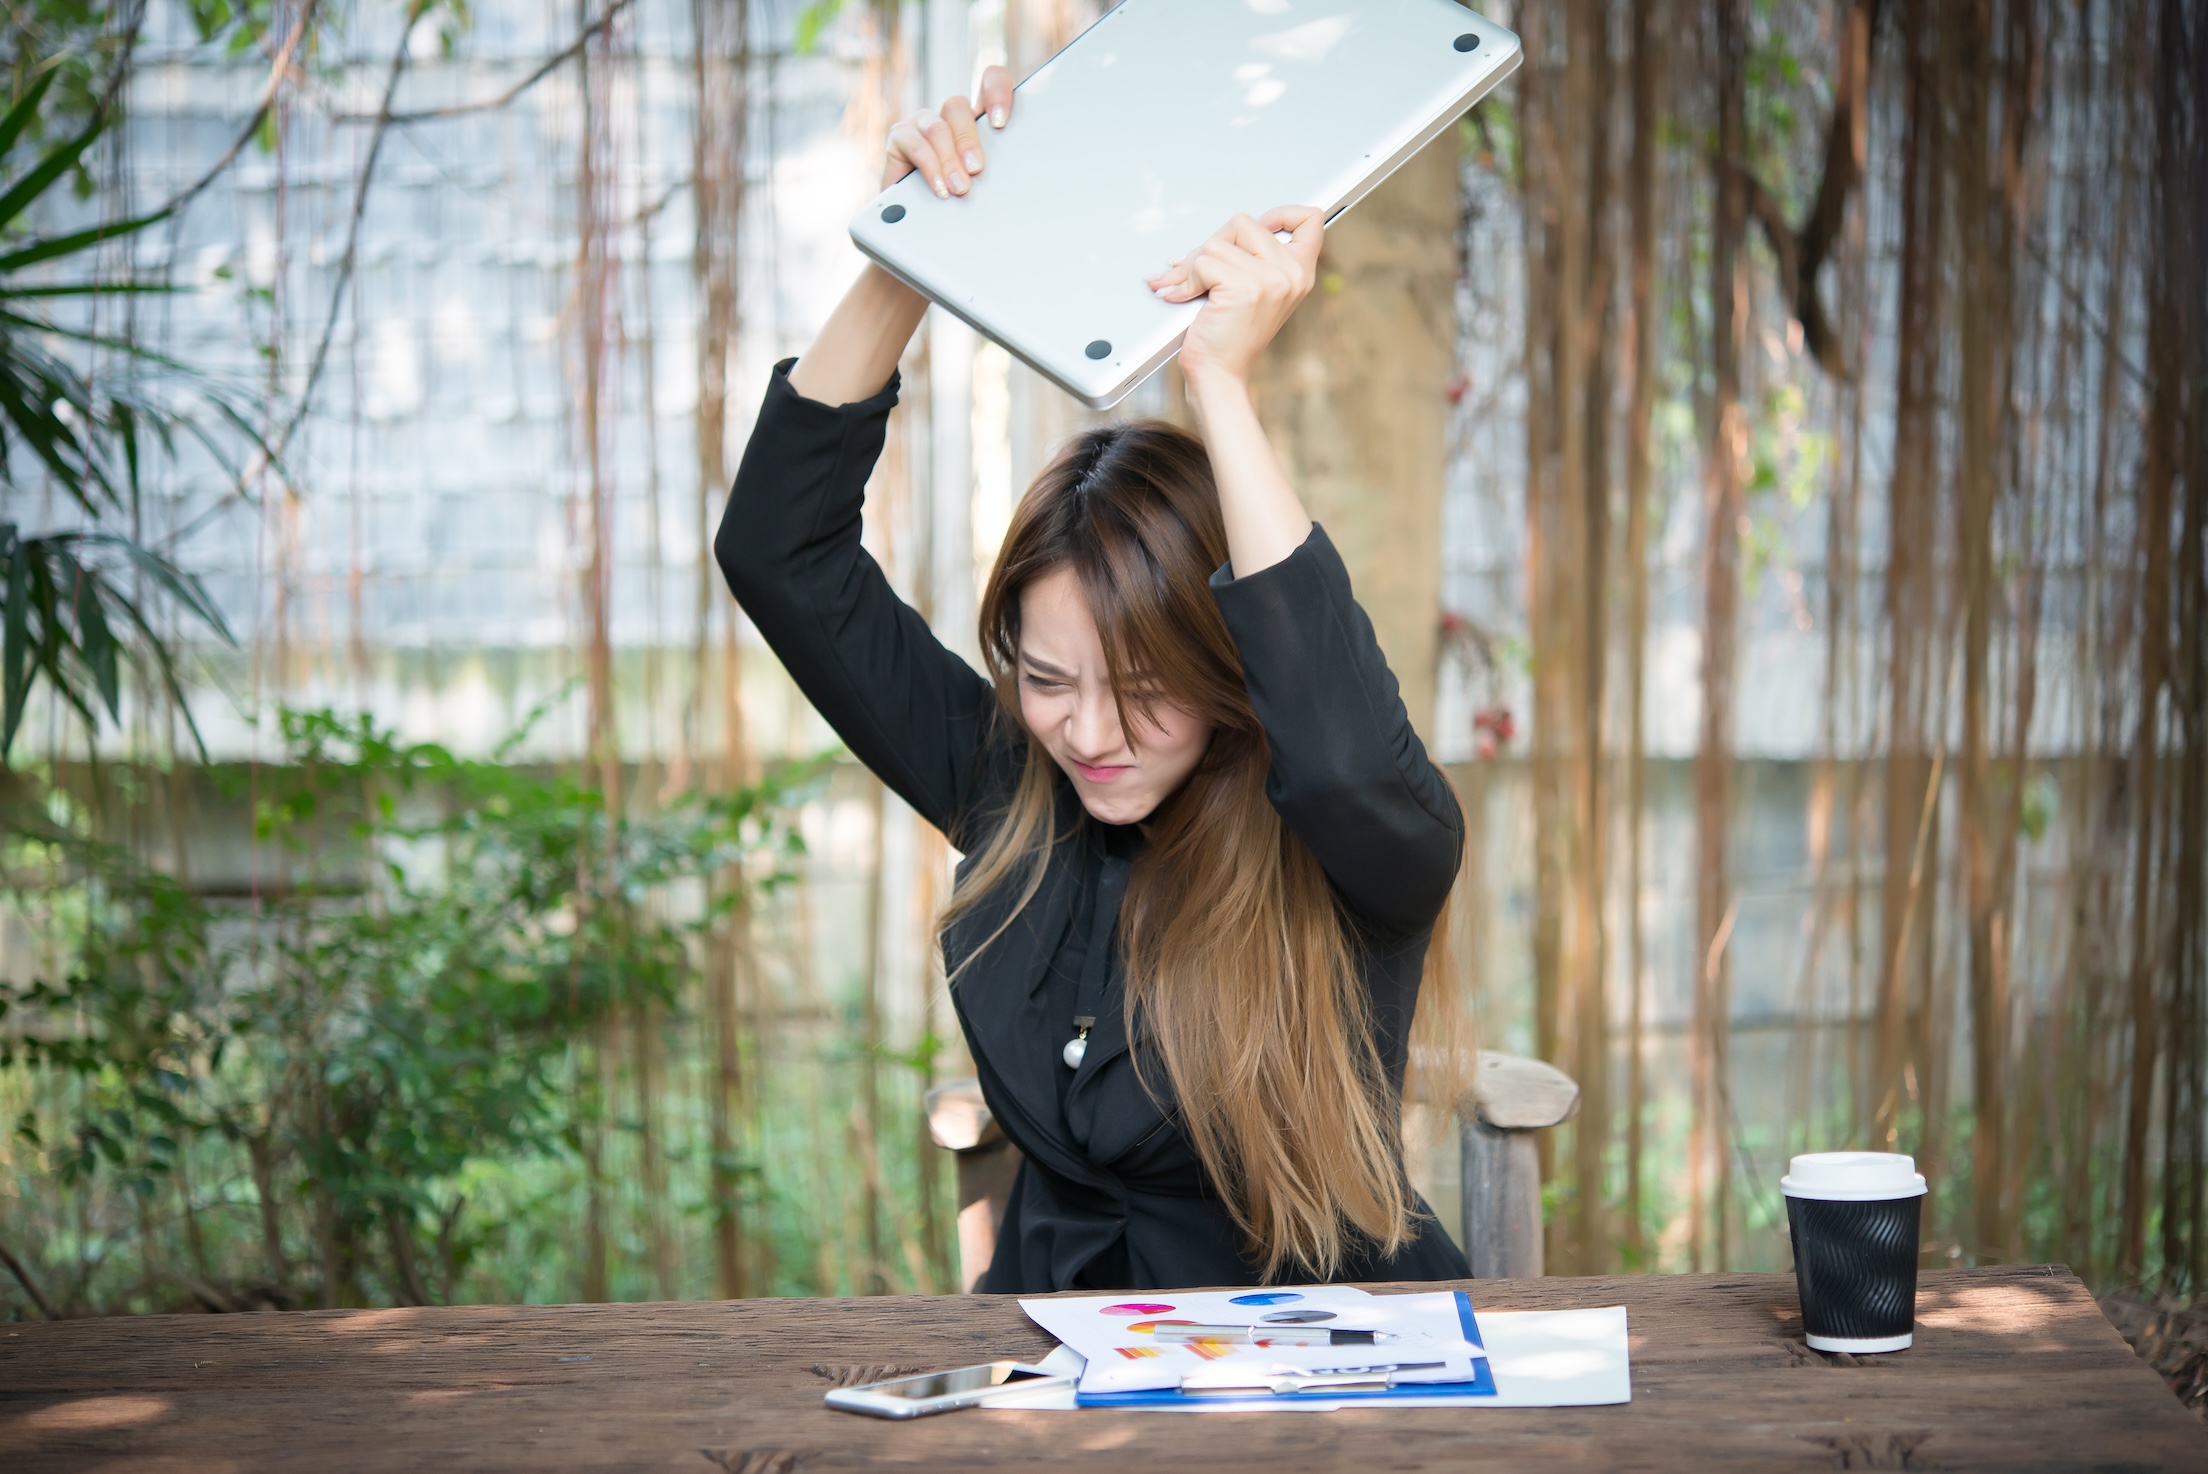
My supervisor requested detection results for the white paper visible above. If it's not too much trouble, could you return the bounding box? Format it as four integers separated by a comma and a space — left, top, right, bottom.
983, 1305, 1631, 1412
1476, 1306, 1632, 1407
1015, 1285, 1483, 1395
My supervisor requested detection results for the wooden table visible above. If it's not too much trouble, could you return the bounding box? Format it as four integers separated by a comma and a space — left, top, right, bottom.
3, 1266, 2201, 1472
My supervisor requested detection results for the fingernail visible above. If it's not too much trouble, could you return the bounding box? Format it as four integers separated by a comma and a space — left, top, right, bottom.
964, 149, 982, 172
933, 177, 949, 198
991, 107, 1006, 127
950, 171, 968, 193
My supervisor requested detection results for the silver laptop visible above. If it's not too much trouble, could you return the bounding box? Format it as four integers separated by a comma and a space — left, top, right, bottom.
848, 0, 1522, 410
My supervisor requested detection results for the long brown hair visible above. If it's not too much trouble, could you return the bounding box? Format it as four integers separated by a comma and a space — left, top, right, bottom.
940, 419, 1457, 1279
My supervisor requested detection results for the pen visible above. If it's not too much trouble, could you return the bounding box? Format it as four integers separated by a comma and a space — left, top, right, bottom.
1148, 1323, 1409, 1347
1177, 1361, 1452, 1396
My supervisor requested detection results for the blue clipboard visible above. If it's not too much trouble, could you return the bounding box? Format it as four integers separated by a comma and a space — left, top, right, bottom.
1072, 1290, 1498, 1408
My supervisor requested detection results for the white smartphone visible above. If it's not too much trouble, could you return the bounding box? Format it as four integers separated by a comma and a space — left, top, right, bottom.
822, 1361, 1073, 1419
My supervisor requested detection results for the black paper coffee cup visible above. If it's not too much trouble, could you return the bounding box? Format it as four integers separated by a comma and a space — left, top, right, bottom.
1782, 1152, 1926, 1353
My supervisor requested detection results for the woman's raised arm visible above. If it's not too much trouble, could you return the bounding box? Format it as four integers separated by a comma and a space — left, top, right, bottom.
719, 69, 1023, 847
788, 67, 1015, 407
1147, 205, 1326, 578
1153, 207, 1462, 933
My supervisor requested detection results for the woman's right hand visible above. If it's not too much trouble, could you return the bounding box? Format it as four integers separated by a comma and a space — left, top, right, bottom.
883, 66, 1015, 198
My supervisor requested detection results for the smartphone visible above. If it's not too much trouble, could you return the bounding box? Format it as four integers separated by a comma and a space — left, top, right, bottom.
822, 1361, 1072, 1419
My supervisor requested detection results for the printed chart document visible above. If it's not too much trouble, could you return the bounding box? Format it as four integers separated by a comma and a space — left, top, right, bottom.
1013, 1285, 1495, 1408
992, 1290, 1631, 1412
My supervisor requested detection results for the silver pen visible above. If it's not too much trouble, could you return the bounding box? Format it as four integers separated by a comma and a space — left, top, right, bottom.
1178, 1361, 1451, 1396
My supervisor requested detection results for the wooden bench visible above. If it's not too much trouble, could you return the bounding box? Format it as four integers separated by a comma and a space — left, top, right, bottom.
925, 1051, 1580, 1289
922, 1079, 1022, 1293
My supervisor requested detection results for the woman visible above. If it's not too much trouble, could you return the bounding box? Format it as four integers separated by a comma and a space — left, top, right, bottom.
718, 67, 1469, 1292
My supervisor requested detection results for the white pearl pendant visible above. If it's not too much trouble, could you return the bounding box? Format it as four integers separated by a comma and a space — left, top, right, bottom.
1062, 1035, 1087, 1069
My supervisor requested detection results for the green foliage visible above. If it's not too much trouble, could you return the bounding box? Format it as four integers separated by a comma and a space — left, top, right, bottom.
1741, 382, 1831, 596
0, 74, 271, 764
2019, 771, 2059, 843
1, 525, 233, 760
0, 1, 134, 167
792, 0, 906, 57
179, 0, 320, 61
0, 707, 829, 1309
0, 75, 180, 513
4, 0, 314, 166
793, 0, 847, 55
1460, 97, 1519, 182
1742, 1, 1827, 212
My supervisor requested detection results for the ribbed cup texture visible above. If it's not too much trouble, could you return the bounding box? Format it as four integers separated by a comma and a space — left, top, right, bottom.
1786, 1195, 1921, 1342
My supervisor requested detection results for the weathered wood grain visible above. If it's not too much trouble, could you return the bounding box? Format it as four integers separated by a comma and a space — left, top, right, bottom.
1, 1266, 2199, 1472
1461, 1118, 1545, 1278
1469, 1051, 1582, 1130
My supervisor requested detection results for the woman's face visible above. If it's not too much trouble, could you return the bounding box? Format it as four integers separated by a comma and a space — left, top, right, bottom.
1016, 567, 1214, 826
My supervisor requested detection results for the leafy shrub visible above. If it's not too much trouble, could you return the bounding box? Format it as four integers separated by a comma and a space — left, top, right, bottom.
0, 705, 826, 1310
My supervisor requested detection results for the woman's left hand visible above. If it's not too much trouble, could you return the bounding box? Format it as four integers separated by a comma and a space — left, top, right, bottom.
1148, 206, 1324, 389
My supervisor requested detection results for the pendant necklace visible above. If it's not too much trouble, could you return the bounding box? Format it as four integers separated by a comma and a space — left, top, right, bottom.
1065, 847, 1130, 1070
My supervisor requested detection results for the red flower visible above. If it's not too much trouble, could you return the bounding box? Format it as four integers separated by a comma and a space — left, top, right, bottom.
1472, 706, 1515, 751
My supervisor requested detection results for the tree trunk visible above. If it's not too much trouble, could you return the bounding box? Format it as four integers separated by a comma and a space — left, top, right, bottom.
1515, 0, 1565, 1237
635, 996, 679, 1299
707, 889, 750, 1299
1567, 0, 1618, 1277
1494, 0, 1601, 1273
861, 776, 889, 1295
573, 0, 619, 1310
1692, 0, 1747, 1271
2118, 0, 2185, 1285
1874, 0, 1946, 1158
1620, 0, 1662, 1271
2157, 0, 2208, 1292
691, 0, 751, 1303
1953, 0, 2005, 1268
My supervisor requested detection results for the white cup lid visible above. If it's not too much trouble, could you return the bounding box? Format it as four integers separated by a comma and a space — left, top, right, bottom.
1781, 1151, 1928, 1201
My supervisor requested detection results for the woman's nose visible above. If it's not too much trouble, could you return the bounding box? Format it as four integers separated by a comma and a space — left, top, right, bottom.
1066, 687, 1123, 758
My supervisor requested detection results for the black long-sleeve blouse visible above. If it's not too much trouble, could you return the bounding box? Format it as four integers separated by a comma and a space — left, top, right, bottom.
718, 360, 1470, 1292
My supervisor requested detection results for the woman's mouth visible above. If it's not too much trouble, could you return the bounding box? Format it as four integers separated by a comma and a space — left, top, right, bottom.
1074, 761, 1133, 784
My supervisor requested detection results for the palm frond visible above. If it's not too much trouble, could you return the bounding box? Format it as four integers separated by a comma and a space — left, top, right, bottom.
0, 75, 252, 765
0, 117, 105, 237
0, 526, 230, 761
0, 73, 58, 169
0, 210, 174, 275
0, 282, 182, 300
